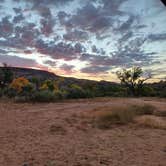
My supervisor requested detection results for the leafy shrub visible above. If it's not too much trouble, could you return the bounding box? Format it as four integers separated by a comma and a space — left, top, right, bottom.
40, 80, 58, 91
5, 88, 17, 98
0, 63, 14, 88
10, 77, 30, 93
29, 90, 58, 102
66, 84, 87, 99
0, 88, 3, 98
140, 86, 156, 97
159, 89, 166, 98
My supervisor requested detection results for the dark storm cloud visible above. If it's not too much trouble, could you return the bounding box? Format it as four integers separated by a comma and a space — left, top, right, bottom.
63, 29, 89, 41
0, 55, 38, 67
81, 65, 110, 74
148, 33, 166, 41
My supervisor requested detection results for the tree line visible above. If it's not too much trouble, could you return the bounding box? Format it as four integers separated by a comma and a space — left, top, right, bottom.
0, 63, 165, 102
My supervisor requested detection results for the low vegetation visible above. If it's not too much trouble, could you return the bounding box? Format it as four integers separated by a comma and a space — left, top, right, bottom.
135, 115, 166, 129
91, 104, 165, 130
0, 64, 166, 102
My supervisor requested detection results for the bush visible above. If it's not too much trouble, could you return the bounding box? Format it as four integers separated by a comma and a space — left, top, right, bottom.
159, 89, 166, 98
93, 106, 136, 129
135, 115, 166, 130
92, 104, 155, 129
40, 80, 57, 91
131, 104, 155, 115
140, 86, 156, 97
5, 88, 17, 98
0, 88, 3, 98
29, 90, 58, 102
66, 84, 88, 99
10, 77, 30, 93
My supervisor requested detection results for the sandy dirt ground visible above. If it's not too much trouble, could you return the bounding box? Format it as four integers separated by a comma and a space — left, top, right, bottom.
0, 97, 166, 166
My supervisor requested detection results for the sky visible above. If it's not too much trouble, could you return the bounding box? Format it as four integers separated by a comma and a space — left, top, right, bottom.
0, 0, 166, 82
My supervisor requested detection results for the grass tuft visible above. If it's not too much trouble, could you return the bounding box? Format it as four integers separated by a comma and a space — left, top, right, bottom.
92, 104, 156, 129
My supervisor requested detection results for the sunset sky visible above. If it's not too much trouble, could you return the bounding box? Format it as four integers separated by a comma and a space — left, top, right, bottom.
0, 0, 166, 82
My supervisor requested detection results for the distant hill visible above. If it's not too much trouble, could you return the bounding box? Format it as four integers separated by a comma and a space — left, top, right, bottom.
0, 67, 60, 80
0, 67, 117, 86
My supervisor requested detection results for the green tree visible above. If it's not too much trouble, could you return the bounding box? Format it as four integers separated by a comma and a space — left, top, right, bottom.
116, 67, 150, 96
0, 63, 14, 88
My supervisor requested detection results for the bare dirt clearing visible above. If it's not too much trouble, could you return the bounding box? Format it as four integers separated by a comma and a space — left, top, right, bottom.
0, 98, 166, 166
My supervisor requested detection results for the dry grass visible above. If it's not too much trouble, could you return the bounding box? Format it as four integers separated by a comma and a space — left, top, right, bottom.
49, 124, 66, 135
154, 111, 166, 117
134, 115, 166, 130
91, 104, 156, 129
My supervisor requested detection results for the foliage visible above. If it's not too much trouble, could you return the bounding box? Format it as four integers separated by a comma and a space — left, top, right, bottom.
29, 90, 58, 102
10, 77, 30, 93
40, 80, 58, 91
0, 63, 14, 88
116, 67, 150, 96
0, 88, 3, 98
139, 86, 156, 96
66, 84, 88, 99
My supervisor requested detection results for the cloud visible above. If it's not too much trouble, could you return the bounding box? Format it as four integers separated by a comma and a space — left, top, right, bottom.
59, 3, 113, 33
63, 29, 89, 41
37, 6, 52, 18
0, 16, 14, 38
43, 60, 56, 67
119, 31, 133, 43
81, 65, 110, 74
40, 18, 54, 36
14, 0, 75, 7
148, 33, 166, 42
91, 45, 106, 55
60, 64, 75, 71
0, 22, 39, 49
80, 53, 122, 66
13, 7, 22, 14
0, 55, 38, 68
116, 15, 135, 32
35, 40, 83, 61
13, 14, 24, 23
